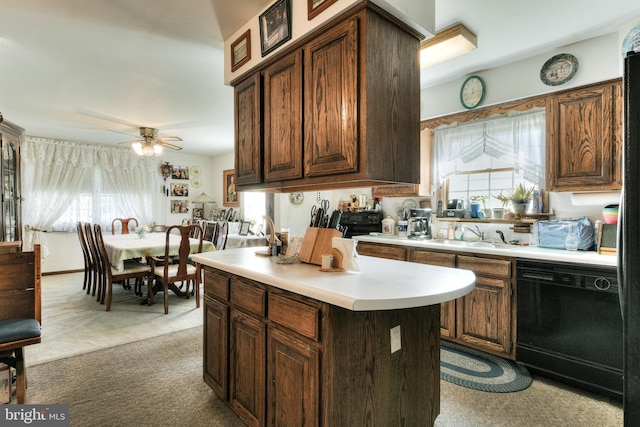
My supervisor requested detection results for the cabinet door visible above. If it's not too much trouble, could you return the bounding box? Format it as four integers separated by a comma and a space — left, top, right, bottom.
303, 16, 359, 177
267, 327, 319, 427
356, 242, 406, 261
203, 296, 228, 399
263, 50, 303, 182
235, 73, 262, 185
409, 249, 457, 338
456, 276, 512, 356
546, 80, 622, 191
230, 309, 266, 427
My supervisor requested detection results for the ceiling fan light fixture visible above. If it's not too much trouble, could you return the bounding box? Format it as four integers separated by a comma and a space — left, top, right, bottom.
142, 144, 155, 156
153, 143, 163, 155
132, 141, 143, 155
420, 23, 477, 68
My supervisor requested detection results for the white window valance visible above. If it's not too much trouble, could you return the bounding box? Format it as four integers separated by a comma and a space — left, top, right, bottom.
432, 109, 546, 190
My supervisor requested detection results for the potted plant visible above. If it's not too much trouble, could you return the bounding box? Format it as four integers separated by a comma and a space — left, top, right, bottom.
508, 183, 533, 219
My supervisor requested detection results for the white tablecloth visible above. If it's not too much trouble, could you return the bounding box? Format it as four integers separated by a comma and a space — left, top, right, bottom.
103, 233, 215, 271
225, 234, 268, 249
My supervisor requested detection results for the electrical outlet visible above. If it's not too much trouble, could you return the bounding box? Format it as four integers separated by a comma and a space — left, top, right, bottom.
390, 325, 401, 353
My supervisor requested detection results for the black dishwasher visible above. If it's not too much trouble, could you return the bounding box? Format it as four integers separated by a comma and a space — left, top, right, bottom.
516, 259, 622, 399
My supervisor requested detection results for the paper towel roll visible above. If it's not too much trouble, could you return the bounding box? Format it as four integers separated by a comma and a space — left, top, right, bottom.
332, 237, 359, 272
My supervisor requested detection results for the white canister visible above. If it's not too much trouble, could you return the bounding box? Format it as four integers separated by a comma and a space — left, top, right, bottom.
382, 216, 396, 235
397, 220, 408, 237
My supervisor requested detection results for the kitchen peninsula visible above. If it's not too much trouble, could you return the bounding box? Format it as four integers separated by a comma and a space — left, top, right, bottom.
192, 248, 475, 426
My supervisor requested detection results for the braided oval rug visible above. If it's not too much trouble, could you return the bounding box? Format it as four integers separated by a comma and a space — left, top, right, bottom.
441, 340, 532, 393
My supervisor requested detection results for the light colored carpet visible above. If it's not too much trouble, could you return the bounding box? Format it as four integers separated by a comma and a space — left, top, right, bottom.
27, 272, 203, 366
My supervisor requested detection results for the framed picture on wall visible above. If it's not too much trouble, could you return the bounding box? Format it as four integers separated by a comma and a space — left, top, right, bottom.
172, 166, 190, 180
308, 0, 338, 20
223, 169, 239, 207
231, 30, 251, 72
170, 183, 189, 197
171, 200, 189, 214
259, 0, 291, 57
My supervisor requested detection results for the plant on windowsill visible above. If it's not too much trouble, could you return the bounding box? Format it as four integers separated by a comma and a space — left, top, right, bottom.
507, 184, 533, 219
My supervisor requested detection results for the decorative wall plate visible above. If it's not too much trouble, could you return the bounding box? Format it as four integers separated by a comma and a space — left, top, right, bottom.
289, 192, 304, 204
191, 166, 201, 177
540, 53, 578, 86
191, 178, 201, 188
622, 25, 640, 57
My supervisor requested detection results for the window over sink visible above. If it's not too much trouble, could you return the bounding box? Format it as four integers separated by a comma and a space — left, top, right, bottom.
433, 108, 545, 210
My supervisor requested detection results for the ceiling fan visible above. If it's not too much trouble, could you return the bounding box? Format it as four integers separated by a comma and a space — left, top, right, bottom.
110, 127, 183, 156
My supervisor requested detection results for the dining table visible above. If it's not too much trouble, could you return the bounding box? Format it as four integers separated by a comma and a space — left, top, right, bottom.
102, 232, 215, 272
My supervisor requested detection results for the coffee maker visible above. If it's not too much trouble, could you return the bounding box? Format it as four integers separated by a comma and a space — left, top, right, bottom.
408, 208, 432, 240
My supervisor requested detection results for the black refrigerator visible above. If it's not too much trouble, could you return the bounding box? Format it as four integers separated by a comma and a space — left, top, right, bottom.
621, 48, 640, 425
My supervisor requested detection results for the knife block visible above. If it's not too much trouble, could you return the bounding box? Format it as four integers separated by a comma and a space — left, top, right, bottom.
298, 227, 342, 266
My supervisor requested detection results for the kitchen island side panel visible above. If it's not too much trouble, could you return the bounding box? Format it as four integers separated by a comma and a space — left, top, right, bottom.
321, 304, 441, 426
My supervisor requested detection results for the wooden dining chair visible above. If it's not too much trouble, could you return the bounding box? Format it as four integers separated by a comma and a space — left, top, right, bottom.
204, 221, 219, 243
149, 224, 203, 314
215, 221, 229, 250
0, 245, 41, 404
93, 224, 151, 311
76, 221, 94, 292
111, 217, 139, 235
84, 222, 101, 298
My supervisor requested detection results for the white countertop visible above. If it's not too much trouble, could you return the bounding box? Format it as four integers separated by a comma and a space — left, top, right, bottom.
192, 247, 475, 311
355, 235, 618, 268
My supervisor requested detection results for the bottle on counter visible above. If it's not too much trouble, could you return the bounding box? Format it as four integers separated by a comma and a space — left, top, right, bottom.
447, 223, 455, 240
454, 224, 464, 240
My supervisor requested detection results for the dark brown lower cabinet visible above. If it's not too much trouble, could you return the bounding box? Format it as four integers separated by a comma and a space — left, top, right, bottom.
202, 266, 441, 426
230, 309, 266, 427
267, 328, 319, 426
358, 242, 516, 359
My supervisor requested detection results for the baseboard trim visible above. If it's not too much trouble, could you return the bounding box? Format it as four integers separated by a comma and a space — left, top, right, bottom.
43, 269, 83, 276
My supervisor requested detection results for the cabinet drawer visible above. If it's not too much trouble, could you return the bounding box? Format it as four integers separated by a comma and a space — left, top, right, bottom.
409, 249, 456, 267
457, 255, 512, 279
230, 279, 266, 316
204, 270, 229, 300
268, 293, 320, 341
357, 242, 406, 261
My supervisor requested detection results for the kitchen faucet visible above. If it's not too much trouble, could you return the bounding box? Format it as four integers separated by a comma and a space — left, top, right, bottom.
460, 225, 484, 240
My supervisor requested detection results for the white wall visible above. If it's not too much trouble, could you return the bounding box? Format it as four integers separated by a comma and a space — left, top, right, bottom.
421, 31, 623, 119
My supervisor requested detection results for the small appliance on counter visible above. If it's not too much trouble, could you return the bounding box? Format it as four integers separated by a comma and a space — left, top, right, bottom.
408, 208, 432, 240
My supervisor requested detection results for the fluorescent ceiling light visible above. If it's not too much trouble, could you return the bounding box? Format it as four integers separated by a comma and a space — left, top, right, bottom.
420, 23, 477, 68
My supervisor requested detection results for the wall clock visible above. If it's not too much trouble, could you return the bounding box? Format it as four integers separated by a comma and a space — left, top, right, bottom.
289, 192, 304, 204
540, 53, 578, 86
460, 75, 485, 109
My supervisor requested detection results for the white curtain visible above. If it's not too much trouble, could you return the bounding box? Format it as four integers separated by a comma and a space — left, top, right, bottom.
21, 137, 157, 256
432, 109, 546, 190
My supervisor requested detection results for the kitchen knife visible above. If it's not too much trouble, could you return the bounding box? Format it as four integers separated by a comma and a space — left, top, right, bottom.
328, 210, 342, 229
313, 208, 324, 227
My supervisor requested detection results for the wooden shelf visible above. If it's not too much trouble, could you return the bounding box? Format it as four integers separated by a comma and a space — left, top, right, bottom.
436, 217, 538, 225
